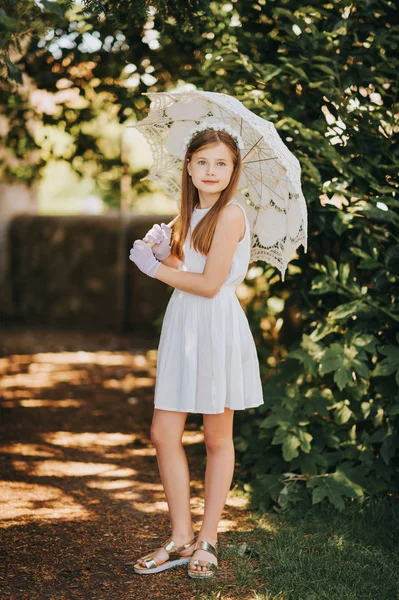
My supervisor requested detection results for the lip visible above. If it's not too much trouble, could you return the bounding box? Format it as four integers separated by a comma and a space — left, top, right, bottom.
202, 180, 218, 184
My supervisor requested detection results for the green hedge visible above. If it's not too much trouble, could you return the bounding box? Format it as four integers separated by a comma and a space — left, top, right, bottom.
236, 194, 399, 510
228, 0, 399, 510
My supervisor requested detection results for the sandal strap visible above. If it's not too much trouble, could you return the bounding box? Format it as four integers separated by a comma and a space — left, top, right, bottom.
195, 539, 218, 558
161, 535, 197, 558
136, 535, 197, 569
176, 535, 197, 552
140, 554, 158, 569
161, 538, 177, 554
190, 559, 217, 572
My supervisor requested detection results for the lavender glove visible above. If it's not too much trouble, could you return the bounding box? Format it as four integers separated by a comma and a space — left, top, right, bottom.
129, 240, 161, 278
142, 223, 172, 260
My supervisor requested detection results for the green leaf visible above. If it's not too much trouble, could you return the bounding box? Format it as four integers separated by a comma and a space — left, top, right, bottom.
260, 66, 283, 83
288, 425, 313, 453
271, 427, 301, 461
325, 256, 338, 278
321, 343, 345, 373
0, 9, 18, 31
282, 433, 300, 461
372, 345, 399, 378
307, 469, 364, 511
358, 259, 381, 270
357, 204, 398, 225
296, 447, 328, 475
284, 63, 309, 82
349, 332, 379, 354
320, 343, 368, 391
41, 0, 66, 18
289, 347, 318, 376
332, 211, 353, 235
4, 56, 22, 84
380, 430, 397, 466
308, 80, 326, 89
303, 388, 332, 418
349, 246, 371, 260
361, 401, 371, 418
335, 366, 353, 390
256, 474, 282, 502
313, 64, 336, 78
327, 301, 365, 321
260, 406, 291, 428
274, 7, 304, 25
346, 377, 369, 401
310, 274, 337, 295
338, 263, 350, 285
332, 400, 353, 424
324, 431, 341, 449
338, 461, 370, 489
388, 403, 399, 416
301, 334, 325, 356
308, 321, 339, 342
351, 353, 370, 379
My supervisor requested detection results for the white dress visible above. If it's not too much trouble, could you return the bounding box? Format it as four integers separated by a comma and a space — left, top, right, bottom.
153, 198, 264, 414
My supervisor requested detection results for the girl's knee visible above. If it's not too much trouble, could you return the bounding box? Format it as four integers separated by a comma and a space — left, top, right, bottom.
150, 423, 166, 446
150, 423, 182, 447
150, 410, 187, 447
204, 434, 233, 454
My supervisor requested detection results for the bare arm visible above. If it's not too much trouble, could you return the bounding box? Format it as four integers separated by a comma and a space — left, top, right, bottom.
160, 253, 181, 269
154, 205, 244, 298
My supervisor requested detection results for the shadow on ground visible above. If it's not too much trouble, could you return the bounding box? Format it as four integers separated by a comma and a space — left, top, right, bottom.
0, 327, 264, 600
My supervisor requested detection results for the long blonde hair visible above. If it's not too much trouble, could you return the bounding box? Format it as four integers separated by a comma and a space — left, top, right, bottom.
170, 129, 242, 259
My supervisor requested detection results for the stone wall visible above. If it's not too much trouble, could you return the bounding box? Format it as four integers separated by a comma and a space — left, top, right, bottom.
4, 213, 175, 332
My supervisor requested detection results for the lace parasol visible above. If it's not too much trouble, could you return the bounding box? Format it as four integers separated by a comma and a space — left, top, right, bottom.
132, 90, 308, 281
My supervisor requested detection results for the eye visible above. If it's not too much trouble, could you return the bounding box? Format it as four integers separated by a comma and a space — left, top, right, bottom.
218, 162, 226, 166
198, 160, 206, 165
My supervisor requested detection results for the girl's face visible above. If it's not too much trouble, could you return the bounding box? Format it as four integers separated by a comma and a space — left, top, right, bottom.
187, 142, 235, 197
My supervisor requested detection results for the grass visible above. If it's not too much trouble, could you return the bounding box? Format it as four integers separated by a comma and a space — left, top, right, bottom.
179, 497, 399, 600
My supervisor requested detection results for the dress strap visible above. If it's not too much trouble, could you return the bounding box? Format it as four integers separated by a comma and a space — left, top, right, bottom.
227, 199, 248, 242
227, 199, 248, 220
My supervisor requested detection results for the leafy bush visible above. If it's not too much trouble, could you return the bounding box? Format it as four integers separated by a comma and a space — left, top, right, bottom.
236, 199, 399, 510
231, 0, 399, 511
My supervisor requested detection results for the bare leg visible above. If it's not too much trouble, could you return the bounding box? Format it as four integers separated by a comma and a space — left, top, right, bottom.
136, 408, 195, 567
189, 407, 235, 572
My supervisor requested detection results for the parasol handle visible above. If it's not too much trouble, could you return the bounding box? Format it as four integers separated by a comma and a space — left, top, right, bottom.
145, 213, 180, 249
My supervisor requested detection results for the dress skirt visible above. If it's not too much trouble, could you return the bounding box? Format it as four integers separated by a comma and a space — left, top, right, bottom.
153, 285, 264, 415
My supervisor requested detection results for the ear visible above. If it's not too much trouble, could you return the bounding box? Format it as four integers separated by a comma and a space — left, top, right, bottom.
187, 158, 192, 176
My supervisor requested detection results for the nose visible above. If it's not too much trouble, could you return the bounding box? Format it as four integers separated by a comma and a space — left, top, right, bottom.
206, 166, 215, 176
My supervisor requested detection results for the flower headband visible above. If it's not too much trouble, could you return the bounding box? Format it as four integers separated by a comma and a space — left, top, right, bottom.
183, 120, 245, 151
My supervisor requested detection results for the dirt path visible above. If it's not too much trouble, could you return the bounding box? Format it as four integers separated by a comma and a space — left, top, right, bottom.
0, 327, 260, 600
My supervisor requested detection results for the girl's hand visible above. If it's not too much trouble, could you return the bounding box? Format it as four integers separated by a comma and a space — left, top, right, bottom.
142, 223, 172, 260
129, 240, 161, 278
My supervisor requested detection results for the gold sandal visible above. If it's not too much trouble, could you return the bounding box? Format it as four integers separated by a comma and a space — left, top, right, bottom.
133, 535, 197, 574
187, 539, 218, 579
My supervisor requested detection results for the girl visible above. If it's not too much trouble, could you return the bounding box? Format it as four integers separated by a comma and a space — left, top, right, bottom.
128, 123, 264, 579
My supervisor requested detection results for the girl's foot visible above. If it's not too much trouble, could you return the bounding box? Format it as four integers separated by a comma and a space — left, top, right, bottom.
135, 534, 196, 570
188, 538, 218, 574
